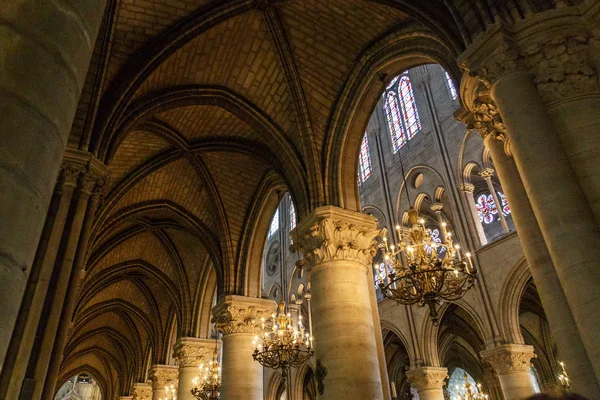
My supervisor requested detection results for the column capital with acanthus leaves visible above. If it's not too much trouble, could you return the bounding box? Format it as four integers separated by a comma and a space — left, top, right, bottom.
290, 206, 384, 270
212, 295, 276, 336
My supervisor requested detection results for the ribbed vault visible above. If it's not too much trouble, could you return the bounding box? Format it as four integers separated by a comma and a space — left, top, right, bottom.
61, 0, 576, 393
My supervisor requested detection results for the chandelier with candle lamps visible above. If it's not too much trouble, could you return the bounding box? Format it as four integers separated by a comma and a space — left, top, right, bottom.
377, 208, 477, 325
191, 342, 221, 400
160, 383, 177, 400
557, 361, 570, 390
252, 300, 313, 382
455, 371, 489, 400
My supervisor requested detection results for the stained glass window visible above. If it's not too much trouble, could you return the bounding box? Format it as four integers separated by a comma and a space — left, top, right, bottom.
384, 91, 406, 152
445, 71, 458, 100
476, 194, 498, 224
476, 192, 511, 225
289, 201, 297, 230
359, 134, 372, 182
269, 209, 279, 238
399, 76, 421, 139
425, 228, 446, 256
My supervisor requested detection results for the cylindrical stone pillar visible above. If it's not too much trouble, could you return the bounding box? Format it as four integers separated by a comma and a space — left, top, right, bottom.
174, 337, 219, 400
492, 71, 600, 380
213, 295, 275, 400
0, 0, 107, 368
480, 168, 509, 233
406, 367, 448, 400
481, 344, 535, 400
459, 183, 488, 246
149, 365, 178, 400
292, 206, 384, 400
484, 134, 600, 397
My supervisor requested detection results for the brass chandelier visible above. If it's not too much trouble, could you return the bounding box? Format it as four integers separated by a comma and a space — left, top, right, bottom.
191, 342, 221, 400
378, 208, 477, 324
377, 151, 476, 325
252, 300, 314, 382
455, 371, 489, 400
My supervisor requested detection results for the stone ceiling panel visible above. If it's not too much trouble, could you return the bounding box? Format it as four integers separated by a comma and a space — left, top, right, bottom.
165, 228, 211, 294
134, 11, 297, 135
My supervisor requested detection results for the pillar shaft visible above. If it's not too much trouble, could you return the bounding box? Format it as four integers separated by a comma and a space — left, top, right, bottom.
174, 337, 218, 400
292, 206, 384, 400
492, 71, 600, 380
0, 163, 81, 399
42, 183, 103, 398
0, 0, 107, 369
481, 344, 535, 400
406, 367, 448, 400
484, 135, 600, 397
213, 295, 275, 400
460, 184, 488, 246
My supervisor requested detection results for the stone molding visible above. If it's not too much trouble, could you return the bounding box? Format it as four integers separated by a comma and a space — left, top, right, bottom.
458, 14, 599, 105
149, 364, 178, 391
173, 337, 219, 367
480, 344, 536, 375
406, 367, 448, 391
131, 383, 152, 400
290, 206, 383, 269
212, 295, 276, 335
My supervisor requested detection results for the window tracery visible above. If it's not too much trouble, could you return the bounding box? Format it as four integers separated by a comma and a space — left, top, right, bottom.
445, 71, 458, 100
476, 192, 511, 225
269, 209, 279, 238
384, 72, 421, 152
359, 134, 372, 183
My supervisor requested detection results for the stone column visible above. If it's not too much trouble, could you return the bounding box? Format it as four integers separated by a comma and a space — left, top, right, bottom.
149, 365, 178, 400
131, 383, 153, 400
0, 161, 82, 398
483, 133, 600, 397
481, 344, 536, 400
406, 367, 448, 400
213, 295, 275, 400
430, 203, 447, 241
459, 183, 487, 245
291, 206, 384, 400
42, 169, 106, 398
174, 337, 219, 400
0, 0, 107, 368
459, 19, 600, 383
479, 168, 509, 233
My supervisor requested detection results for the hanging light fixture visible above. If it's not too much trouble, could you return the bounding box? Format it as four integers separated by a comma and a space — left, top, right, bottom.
252, 191, 314, 382
160, 384, 177, 400
252, 300, 314, 382
455, 371, 489, 400
191, 336, 221, 400
557, 361, 570, 389
377, 149, 477, 325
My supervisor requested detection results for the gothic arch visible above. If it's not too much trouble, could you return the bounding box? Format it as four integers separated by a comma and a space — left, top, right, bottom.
498, 258, 530, 344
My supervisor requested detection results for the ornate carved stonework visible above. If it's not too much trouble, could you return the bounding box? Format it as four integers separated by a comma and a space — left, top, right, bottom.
481, 344, 536, 375
406, 367, 448, 391
459, 183, 475, 194
173, 338, 216, 367
469, 95, 506, 139
479, 168, 495, 179
290, 206, 382, 269
521, 34, 598, 104
149, 365, 178, 391
212, 295, 275, 335
131, 383, 152, 400
430, 203, 443, 212
59, 163, 86, 188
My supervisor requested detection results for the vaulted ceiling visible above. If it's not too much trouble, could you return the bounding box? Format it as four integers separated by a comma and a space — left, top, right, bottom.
59, 0, 574, 395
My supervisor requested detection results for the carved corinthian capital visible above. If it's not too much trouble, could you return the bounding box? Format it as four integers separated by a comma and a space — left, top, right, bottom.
481, 344, 536, 375
148, 365, 178, 391
290, 206, 383, 269
173, 337, 217, 367
212, 295, 276, 335
406, 367, 448, 392
131, 383, 152, 400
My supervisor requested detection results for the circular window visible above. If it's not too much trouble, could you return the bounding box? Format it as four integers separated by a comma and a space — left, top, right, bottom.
414, 173, 424, 189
